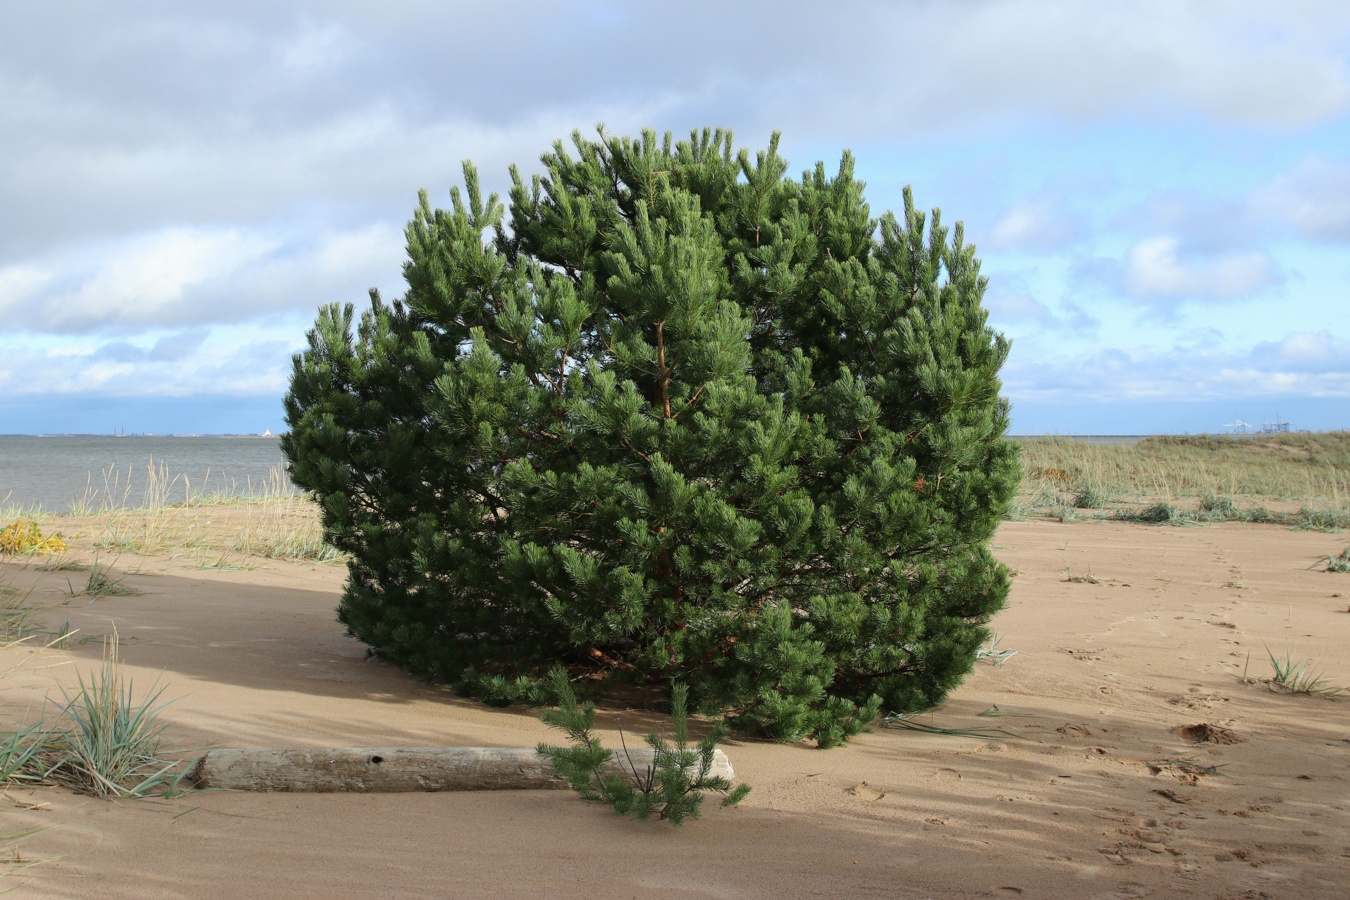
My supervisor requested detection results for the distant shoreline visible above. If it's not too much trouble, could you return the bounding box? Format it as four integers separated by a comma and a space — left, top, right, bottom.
2, 431, 1339, 441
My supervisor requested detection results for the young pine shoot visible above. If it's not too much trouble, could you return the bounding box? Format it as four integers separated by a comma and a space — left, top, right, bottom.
537, 670, 749, 825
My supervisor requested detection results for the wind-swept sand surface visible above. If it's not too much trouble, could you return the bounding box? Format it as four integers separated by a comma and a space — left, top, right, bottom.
3, 517, 1348, 898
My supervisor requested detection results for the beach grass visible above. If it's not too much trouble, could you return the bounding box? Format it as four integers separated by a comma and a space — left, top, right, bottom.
0, 569, 41, 647
68, 557, 140, 598
1244, 647, 1345, 697
43, 637, 190, 798
1015, 432, 1350, 525
0, 635, 189, 798
9, 461, 343, 565
1327, 547, 1350, 573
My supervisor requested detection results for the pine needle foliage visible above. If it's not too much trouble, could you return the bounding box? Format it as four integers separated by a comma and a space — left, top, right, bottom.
537, 671, 750, 825
283, 127, 1018, 745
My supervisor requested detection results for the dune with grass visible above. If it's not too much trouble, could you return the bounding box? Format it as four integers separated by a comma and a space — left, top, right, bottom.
2, 434, 1349, 898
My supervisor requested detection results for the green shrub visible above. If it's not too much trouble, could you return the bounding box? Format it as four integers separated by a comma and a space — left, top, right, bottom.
283, 127, 1019, 744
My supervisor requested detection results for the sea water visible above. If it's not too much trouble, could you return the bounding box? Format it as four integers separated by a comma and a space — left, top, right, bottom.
0, 435, 290, 513
0, 432, 1153, 514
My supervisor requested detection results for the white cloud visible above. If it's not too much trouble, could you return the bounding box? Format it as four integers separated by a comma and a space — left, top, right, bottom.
1003, 329, 1350, 403
46, 346, 95, 359
0, 228, 280, 333
1124, 192, 1257, 255
982, 288, 1099, 337
2, 1, 1348, 434
0, 91, 682, 259
752, 0, 1350, 135
1061, 303, 1099, 332
986, 291, 1055, 324
280, 21, 351, 72
97, 329, 213, 363
0, 222, 406, 335
4, 3, 1346, 257
1252, 330, 1349, 372
0, 263, 50, 303
987, 198, 1083, 252
1253, 156, 1350, 242
1121, 236, 1279, 300
0, 330, 299, 399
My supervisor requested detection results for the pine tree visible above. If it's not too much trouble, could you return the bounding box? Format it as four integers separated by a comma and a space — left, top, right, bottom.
283, 127, 1019, 746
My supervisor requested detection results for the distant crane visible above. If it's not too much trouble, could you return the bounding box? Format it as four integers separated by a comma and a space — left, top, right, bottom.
1224, 418, 1251, 434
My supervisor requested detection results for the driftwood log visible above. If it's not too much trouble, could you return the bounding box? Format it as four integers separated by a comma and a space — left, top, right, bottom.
190, 747, 734, 793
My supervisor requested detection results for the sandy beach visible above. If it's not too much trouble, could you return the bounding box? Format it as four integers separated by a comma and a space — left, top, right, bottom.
3, 512, 1348, 898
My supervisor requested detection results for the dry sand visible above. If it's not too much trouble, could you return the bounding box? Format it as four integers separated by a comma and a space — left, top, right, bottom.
2, 516, 1348, 898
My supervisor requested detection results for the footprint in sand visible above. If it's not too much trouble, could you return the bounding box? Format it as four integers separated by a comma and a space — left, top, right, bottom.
1146, 760, 1222, 786
848, 781, 885, 802
1110, 884, 1151, 898
1099, 816, 1183, 868
1152, 788, 1191, 804
1166, 693, 1229, 710
1170, 722, 1243, 745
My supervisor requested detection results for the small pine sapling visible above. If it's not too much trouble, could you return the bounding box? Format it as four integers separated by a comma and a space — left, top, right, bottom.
537, 671, 750, 825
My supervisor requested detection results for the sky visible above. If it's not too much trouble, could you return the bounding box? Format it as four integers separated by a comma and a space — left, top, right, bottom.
2, 1, 1348, 436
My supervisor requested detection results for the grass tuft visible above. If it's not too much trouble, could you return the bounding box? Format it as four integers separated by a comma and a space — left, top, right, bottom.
1326, 547, 1350, 573
1199, 494, 1239, 518
1240, 503, 1278, 524
38, 638, 190, 797
1244, 647, 1344, 697
2, 622, 186, 801
1060, 562, 1101, 584
0, 721, 53, 788
1072, 485, 1108, 509
880, 711, 1020, 740
975, 633, 1017, 666
1115, 502, 1184, 525
68, 557, 139, 598
35, 553, 87, 572
1051, 505, 1084, 523
0, 573, 37, 646
1293, 505, 1350, 532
